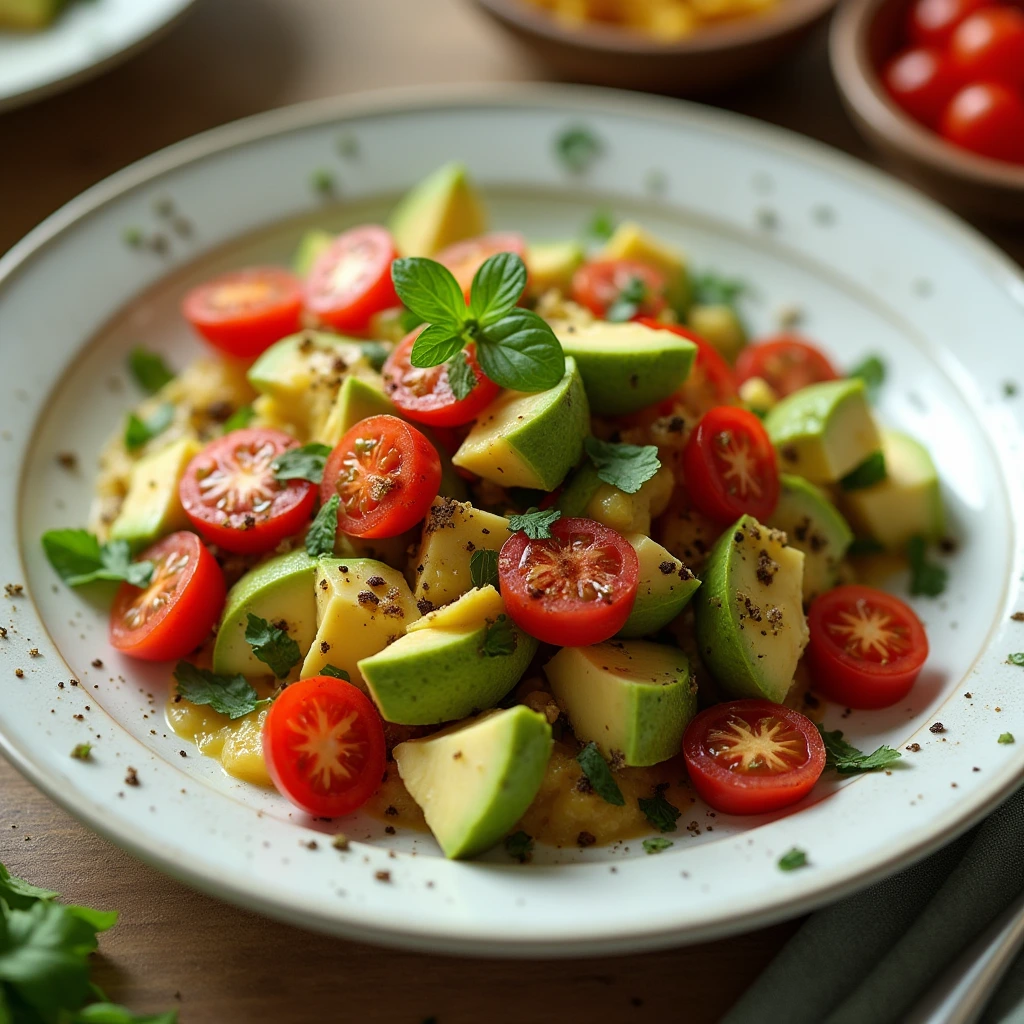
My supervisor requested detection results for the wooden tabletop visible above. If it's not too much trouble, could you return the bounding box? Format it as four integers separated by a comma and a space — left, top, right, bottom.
1, 2, 1021, 1021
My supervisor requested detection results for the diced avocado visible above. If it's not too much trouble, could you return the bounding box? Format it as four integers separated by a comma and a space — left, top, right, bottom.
291, 229, 333, 277
765, 379, 882, 484
360, 587, 538, 725
694, 515, 809, 703
212, 551, 319, 678
770, 475, 853, 604
688, 304, 747, 363
598, 221, 690, 309
545, 641, 697, 766
452, 358, 589, 490
368, 308, 410, 344
409, 584, 504, 632
334, 531, 416, 572
300, 558, 420, 687
0, 0, 65, 29
618, 533, 701, 638
318, 373, 397, 445
393, 706, 552, 859
409, 498, 510, 611
555, 462, 603, 517
555, 321, 696, 415
841, 430, 944, 549
527, 240, 585, 296
389, 162, 486, 258
558, 463, 675, 536
108, 437, 200, 550
739, 376, 779, 417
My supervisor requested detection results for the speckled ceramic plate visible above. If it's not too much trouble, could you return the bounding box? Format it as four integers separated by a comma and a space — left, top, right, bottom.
1, 85, 1023, 957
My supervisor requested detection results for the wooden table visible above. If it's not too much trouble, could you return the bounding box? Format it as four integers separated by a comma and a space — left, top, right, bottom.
1, 2, 1020, 1021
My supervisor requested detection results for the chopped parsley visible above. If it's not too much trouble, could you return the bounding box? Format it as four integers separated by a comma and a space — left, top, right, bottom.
124, 403, 174, 452
321, 664, 351, 681
606, 276, 647, 323
244, 614, 301, 679
70, 743, 93, 761
839, 451, 887, 491
907, 535, 948, 598
480, 615, 516, 657
555, 125, 603, 174
778, 847, 808, 871
583, 436, 661, 495
173, 662, 270, 720
507, 507, 561, 540
469, 548, 499, 591
584, 208, 615, 243
849, 355, 886, 402
999, 732, 1016, 744
504, 831, 534, 863
691, 271, 746, 309
818, 725, 902, 774
1009, 654, 1024, 667
638, 792, 680, 833
576, 743, 625, 807
272, 442, 332, 485
222, 404, 256, 433
127, 348, 174, 393
41, 530, 154, 589
445, 349, 477, 401
643, 837, 674, 855
306, 495, 340, 558
311, 168, 335, 194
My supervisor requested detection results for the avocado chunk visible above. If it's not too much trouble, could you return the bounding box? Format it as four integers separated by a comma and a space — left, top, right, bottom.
545, 640, 697, 766
360, 586, 538, 725
0, 0, 65, 29
388, 162, 486, 258
409, 498, 510, 611
291, 229, 333, 277
555, 321, 696, 415
687, 304, 747, 363
765, 378, 882, 484
393, 705, 553, 859
108, 437, 200, 550
770, 474, 853, 604
212, 551, 318, 678
841, 430, 944, 549
557, 462, 675, 536
452, 357, 589, 490
694, 515, 809, 703
598, 221, 690, 308
408, 583, 504, 632
618, 534, 701, 638
300, 558, 420, 686
527, 240, 585, 296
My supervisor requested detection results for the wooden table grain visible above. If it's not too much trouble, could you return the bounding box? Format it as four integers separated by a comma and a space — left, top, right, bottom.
0, 2, 1020, 1021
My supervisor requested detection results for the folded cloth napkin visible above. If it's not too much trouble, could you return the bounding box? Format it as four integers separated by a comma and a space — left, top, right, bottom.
723, 785, 1024, 1024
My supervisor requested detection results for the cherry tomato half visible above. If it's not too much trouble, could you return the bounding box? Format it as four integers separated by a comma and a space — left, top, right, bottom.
109, 532, 226, 662
436, 232, 528, 299
304, 225, 400, 333
179, 428, 317, 555
940, 82, 1024, 163
681, 406, 779, 523
322, 414, 441, 539
949, 7, 1024, 91
262, 675, 387, 817
683, 700, 826, 816
807, 584, 929, 709
498, 517, 639, 646
183, 267, 304, 360
382, 330, 500, 428
637, 319, 738, 413
882, 47, 962, 129
572, 260, 668, 321
734, 335, 840, 398
907, 0, 991, 47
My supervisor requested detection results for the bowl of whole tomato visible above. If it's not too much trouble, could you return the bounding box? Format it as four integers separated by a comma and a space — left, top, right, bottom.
831, 0, 1024, 219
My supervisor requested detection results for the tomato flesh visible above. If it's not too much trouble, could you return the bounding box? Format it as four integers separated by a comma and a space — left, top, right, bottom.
498, 517, 639, 646
572, 260, 668, 321
683, 700, 826, 815
435, 232, 528, 299
948, 7, 1024, 91
735, 335, 840, 398
109, 532, 226, 662
262, 676, 386, 817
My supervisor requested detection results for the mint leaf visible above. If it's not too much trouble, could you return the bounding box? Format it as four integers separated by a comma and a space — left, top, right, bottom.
391, 257, 467, 330
399, 308, 425, 333
638, 793, 680, 833
124, 403, 173, 452
469, 549, 499, 590
606, 276, 647, 323
907, 535, 947, 598
244, 614, 301, 679
476, 309, 565, 392
127, 348, 173, 394
0, 864, 58, 911
480, 615, 516, 657
321, 664, 351, 681
999, 732, 1016, 743
507, 507, 561, 540
173, 662, 269, 720
306, 494, 339, 557
576, 743, 625, 807
75, 1003, 179, 1023
840, 450, 886, 491
850, 355, 886, 402
778, 847, 808, 871
222, 404, 256, 433
41, 530, 153, 589
446, 349, 477, 401
468, 252, 528, 325
584, 436, 661, 495
555, 125, 603, 174
410, 323, 466, 369
504, 831, 534, 863
272, 442, 332, 485
817, 725, 902, 774
643, 837, 673, 855
1009, 654, 1024, 667
692, 272, 746, 308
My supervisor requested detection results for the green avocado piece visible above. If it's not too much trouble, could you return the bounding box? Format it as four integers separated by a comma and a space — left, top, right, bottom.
319, 373, 398, 445
291, 229, 333, 277
555, 321, 696, 415
555, 462, 603, 517
526, 240, 585, 296
598, 221, 690, 309
618, 534, 701, 638
248, 331, 366, 401
687, 304, 747, 363
212, 551, 318, 678
765, 378, 882, 484
393, 705, 553, 859
770, 475, 853, 604
453, 357, 590, 490
694, 515, 809, 704
0, 0, 65, 29
545, 640, 697, 766
557, 461, 675, 537
389, 162, 487, 258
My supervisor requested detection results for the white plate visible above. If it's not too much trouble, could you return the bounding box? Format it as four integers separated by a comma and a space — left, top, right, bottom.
2, 85, 1023, 957
0, 0, 194, 113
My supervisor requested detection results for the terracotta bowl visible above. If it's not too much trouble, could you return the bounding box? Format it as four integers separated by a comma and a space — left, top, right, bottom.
471, 0, 837, 95
831, 0, 1024, 220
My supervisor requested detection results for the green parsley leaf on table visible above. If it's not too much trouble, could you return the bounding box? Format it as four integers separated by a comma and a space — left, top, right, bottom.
849, 355, 886, 402
576, 743, 625, 807
907, 535, 948, 598
173, 662, 269, 720
817, 725, 902, 774
639, 792, 681, 833
475, 308, 565, 392
221, 404, 256, 433
321, 664, 351, 681
127, 348, 174, 394
504, 831, 534, 863
271, 442, 332, 485
999, 732, 1016, 744
41, 530, 154, 589
840, 450, 887, 491
555, 125, 603, 174
1009, 654, 1024, 667
306, 494, 340, 558
643, 837, 674, 855
244, 614, 301, 679
124, 403, 174, 452
778, 847, 808, 871
480, 615, 517, 657
445, 350, 477, 402
692, 271, 747, 309
391, 257, 467, 330
507, 507, 561, 541
605, 276, 647, 323
469, 549, 499, 591
584, 436, 661, 495
468, 251, 528, 326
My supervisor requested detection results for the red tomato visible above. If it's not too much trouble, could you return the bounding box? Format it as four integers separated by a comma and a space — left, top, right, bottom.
637, 319, 738, 412
572, 260, 668, 321
262, 676, 386, 817
940, 82, 1024, 162
681, 406, 779, 523
436, 232, 528, 299
183, 267, 303, 360
322, 415, 441, 539
908, 0, 991, 47
807, 585, 929, 709
949, 7, 1024, 90
179, 428, 317, 555
882, 47, 962, 128
683, 700, 826, 815
304, 225, 400, 333
382, 330, 500, 428
109, 532, 225, 662
734, 335, 840, 398
498, 517, 639, 646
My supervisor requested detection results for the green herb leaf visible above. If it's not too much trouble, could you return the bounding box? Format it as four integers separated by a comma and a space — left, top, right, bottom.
584, 436, 661, 495
74, 1002, 179, 1023
778, 847, 808, 871
41, 530, 153, 589
817, 725, 902, 774
127, 348, 174, 394
849, 355, 886, 402
692, 271, 746, 308
1010, 654, 1024, 667
907, 535, 948, 598
639, 793, 680, 833
244, 614, 301, 679
476, 309, 565, 392
272, 442, 332, 485
70, 743, 93, 761
410, 323, 466, 369
504, 831, 534, 863
469, 549, 499, 590
173, 662, 269, 720
0, 863, 58, 911
446, 349, 477, 401
576, 743, 625, 807
848, 537, 885, 557
606, 276, 647, 323
507, 507, 561, 540
222, 404, 256, 433
555, 125, 603, 174
311, 168, 335, 194
999, 732, 1016, 744
643, 837, 674, 855
480, 615, 516, 657
391, 257, 467, 330
306, 494, 339, 558
840, 451, 887, 491
359, 341, 390, 373
469, 252, 528, 326
321, 664, 351, 681
399, 308, 425, 333
124, 403, 174, 452
584, 208, 615, 243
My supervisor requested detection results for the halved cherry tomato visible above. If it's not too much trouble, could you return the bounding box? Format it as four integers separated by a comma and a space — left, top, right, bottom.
179, 428, 317, 555
262, 676, 386, 817
109, 532, 225, 662
940, 82, 1024, 163
637, 319, 738, 412
882, 47, 962, 129
322, 414, 441, 539
907, 0, 991, 47
498, 517, 639, 646
304, 225, 400, 333
807, 584, 929, 709
681, 406, 779, 523
382, 330, 500, 427
734, 335, 840, 398
572, 260, 668, 321
183, 267, 304, 359
683, 700, 826, 816
436, 232, 528, 299
949, 7, 1024, 91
